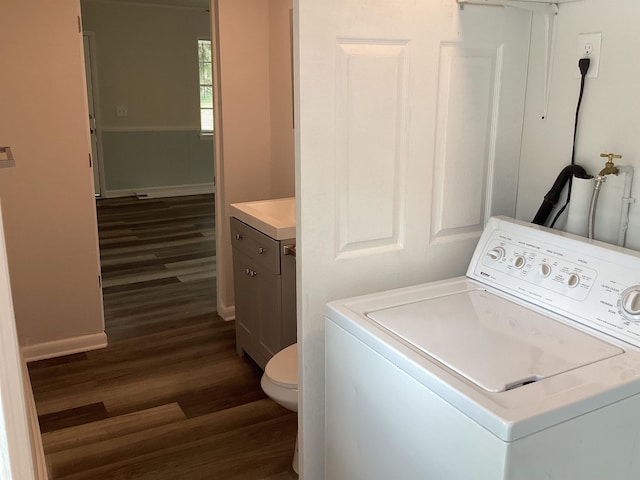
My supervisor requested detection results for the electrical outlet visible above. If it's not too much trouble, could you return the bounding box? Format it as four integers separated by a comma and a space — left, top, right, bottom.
577, 33, 601, 78
116, 105, 128, 117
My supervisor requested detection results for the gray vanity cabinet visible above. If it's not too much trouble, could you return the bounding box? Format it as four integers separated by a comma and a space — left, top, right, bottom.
230, 217, 296, 370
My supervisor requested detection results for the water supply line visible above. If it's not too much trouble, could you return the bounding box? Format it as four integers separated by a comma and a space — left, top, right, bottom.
588, 175, 606, 240
617, 165, 635, 247
588, 153, 622, 240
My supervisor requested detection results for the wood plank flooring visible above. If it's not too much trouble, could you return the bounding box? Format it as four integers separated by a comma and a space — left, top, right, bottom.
28, 194, 298, 480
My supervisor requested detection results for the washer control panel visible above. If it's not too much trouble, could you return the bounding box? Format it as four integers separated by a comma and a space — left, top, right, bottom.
468, 217, 640, 348
481, 240, 597, 301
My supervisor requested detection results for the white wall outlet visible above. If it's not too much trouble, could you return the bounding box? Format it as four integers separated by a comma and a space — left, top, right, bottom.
577, 32, 602, 78
116, 105, 128, 117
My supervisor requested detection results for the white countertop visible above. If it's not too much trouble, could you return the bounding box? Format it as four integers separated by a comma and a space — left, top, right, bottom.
229, 197, 295, 240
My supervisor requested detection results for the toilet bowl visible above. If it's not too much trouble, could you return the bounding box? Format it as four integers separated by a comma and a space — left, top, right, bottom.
261, 343, 299, 473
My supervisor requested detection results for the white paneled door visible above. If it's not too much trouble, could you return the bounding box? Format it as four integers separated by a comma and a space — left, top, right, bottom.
296, 1, 532, 478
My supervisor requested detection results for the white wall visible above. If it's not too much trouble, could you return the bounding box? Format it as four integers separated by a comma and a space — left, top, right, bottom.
516, 0, 640, 246
81, 1, 211, 129
0, 0, 104, 358
81, 0, 215, 195
215, 0, 294, 318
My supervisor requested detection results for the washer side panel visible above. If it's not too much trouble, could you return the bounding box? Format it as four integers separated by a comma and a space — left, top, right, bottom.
325, 319, 508, 480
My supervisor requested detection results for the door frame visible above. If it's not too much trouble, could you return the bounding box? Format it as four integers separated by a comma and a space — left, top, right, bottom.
82, 31, 106, 197
0, 200, 43, 480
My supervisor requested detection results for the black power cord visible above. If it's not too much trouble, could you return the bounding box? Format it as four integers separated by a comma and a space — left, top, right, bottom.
547, 57, 591, 228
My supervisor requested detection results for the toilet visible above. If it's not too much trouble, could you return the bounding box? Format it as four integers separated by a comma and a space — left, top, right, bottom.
261, 343, 299, 473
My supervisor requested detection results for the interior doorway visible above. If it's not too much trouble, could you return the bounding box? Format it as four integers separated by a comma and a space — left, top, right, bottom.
78, 0, 217, 327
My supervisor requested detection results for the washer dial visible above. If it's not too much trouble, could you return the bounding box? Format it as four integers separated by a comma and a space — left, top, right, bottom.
566, 273, 580, 288
538, 263, 552, 278
513, 255, 526, 269
619, 286, 640, 322
487, 247, 505, 262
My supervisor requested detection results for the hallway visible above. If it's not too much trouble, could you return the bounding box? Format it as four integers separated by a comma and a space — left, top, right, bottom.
27, 194, 298, 479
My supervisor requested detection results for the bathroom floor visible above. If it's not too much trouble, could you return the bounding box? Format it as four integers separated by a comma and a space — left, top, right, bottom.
27, 194, 298, 479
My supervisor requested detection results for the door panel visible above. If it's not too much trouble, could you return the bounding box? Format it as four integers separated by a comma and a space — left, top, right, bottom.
335, 39, 409, 257
432, 44, 496, 238
297, 2, 532, 478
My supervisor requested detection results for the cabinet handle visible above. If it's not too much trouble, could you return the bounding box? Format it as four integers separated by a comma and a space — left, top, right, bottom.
244, 268, 251, 276
235, 233, 243, 240
249, 270, 257, 277
258, 247, 266, 255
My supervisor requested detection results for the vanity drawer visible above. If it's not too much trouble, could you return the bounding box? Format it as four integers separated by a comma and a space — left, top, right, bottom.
231, 217, 281, 274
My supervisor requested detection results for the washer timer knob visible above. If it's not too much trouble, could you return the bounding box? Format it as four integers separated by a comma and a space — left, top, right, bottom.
487, 247, 505, 262
620, 286, 640, 322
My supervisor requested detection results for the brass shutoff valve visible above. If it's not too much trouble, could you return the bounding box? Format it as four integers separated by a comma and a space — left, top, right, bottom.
599, 153, 622, 176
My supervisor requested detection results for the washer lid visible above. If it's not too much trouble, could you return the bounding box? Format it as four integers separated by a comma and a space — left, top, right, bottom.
366, 289, 623, 393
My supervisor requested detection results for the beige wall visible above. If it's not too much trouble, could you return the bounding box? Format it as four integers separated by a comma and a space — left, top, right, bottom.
269, 0, 295, 199
0, 1, 104, 349
215, 0, 294, 317
0, 0, 293, 353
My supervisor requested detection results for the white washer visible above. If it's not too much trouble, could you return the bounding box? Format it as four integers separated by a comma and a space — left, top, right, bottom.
325, 216, 640, 480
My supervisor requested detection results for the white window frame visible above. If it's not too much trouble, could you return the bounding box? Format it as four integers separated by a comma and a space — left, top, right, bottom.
198, 38, 213, 136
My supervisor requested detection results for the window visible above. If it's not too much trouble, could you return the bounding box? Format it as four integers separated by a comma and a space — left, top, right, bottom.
198, 39, 213, 134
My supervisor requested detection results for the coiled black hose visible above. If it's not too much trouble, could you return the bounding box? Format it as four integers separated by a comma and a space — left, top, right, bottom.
531, 165, 589, 226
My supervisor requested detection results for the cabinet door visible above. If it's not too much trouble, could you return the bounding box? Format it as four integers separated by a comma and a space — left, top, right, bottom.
233, 250, 282, 369
280, 244, 297, 347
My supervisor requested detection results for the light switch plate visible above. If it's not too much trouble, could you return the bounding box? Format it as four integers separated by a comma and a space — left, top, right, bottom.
0, 146, 15, 168
577, 33, 601, 78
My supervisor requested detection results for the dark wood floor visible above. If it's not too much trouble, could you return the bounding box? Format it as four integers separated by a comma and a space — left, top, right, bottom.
27, 194, 298, 480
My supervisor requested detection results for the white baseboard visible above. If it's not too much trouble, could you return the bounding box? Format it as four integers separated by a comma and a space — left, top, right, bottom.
104, 183, 215, 199
218, 302, 235, 321
21, 332, 108, 363
100, 125, 201, 132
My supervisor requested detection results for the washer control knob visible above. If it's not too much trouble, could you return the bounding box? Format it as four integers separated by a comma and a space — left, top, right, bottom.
620, 286, 640, 322
513, 255, 526, 269
566, 273, 580, 288
487, 247, 505, 262
538, 263, 551, 278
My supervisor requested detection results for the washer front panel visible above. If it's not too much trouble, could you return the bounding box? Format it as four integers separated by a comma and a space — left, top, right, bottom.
468, 217, 640, 348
